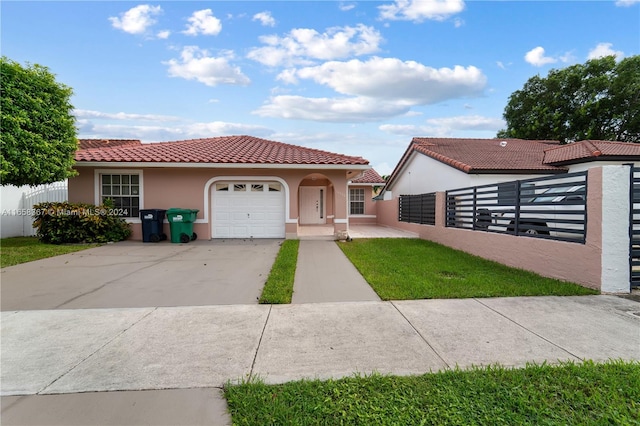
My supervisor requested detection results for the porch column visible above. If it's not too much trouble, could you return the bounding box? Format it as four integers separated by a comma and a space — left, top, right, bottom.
333, 174, 349, 237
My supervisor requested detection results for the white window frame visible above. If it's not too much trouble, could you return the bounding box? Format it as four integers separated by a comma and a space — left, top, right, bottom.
349, 188, 365, 215
94, 169, 144, 222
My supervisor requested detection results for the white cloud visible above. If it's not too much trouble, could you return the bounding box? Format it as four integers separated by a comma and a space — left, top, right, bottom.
164, 46, 250, 87
425, 115, 505, 131
247, 24, 383, 67
77, 117, 273, 142
156, 30, 171, 39
253, 11, 276, 27
259, 57, 486, 122
77, 123, 185, 141
339, 2, 356, 11
379, 124, 441, 136
524, 46, 566, 67
587, 42, 624, 60
183, 9, 222, 36
74, 109, 181, 122
524, 46, 575, 67
615, 0, 640, 6
109, 4, 162, 35
379, 0, 465, 22
185, 121, 272, 137
254, 95, 411, 122
280, 57, 487, 105
379, 115, 504, 136
559, 51, 576, 63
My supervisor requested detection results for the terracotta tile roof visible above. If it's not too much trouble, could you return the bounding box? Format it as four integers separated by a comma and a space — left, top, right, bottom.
75, 136, 369, 166
350, 168, 386, 184
78, 139, 141, 149
543, 140, 640, 164
410, 137, 565, 173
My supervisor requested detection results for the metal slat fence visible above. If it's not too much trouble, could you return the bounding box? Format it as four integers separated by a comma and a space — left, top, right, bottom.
445, 172, 588, 243
399, 193, 436, 225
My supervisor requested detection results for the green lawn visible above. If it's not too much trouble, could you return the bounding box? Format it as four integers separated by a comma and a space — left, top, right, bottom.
259, 240, 299, 304
0, 237, 99, 268
225, 360, 639, 425
337, 238, 598, 299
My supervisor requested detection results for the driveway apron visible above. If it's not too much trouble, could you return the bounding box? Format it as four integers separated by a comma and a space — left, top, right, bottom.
0, 239, 281, 310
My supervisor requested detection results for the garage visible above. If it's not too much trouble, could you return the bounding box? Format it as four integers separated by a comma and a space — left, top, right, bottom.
212, 181, 285, 238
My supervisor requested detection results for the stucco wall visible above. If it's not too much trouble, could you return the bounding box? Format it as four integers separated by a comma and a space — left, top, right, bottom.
388, 153, 550, 197
376, 169, 610, 291
600, 165, 631, 293
69, 166, 354, 240
347, 185, 378, 225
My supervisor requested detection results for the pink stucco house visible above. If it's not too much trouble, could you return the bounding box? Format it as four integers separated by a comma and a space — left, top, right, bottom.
69, 136, 379, 240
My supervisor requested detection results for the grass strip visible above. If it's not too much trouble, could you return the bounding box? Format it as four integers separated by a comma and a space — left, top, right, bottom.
338, 238, 597, 299
259, 239, 299, 304
0, 237, 100, 268
225, 360, 640, 425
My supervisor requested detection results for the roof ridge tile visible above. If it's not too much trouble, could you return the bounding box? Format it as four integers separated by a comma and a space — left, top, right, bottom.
75, 135, 369, 166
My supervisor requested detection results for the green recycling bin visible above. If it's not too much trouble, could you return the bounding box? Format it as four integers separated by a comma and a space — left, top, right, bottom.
166, 208, 199, 243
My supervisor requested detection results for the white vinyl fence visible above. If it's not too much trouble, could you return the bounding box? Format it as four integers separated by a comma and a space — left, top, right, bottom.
0, 181, 68, 238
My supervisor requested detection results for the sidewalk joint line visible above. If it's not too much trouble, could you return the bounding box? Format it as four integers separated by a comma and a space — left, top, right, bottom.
390, 301, 450, 369
472, 298, 583, 361
249, 304, 272, 380
38, 307, 158, 394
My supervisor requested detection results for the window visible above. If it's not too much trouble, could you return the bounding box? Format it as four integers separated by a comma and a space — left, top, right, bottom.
216, 183, 229, 191
100, 173, 139, 218
349, 188, 365, 215
268, 183, 282, 192
233, 184, 246, 192
251, 184, 264, 192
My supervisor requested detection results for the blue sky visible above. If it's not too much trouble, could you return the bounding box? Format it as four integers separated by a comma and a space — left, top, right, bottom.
3, 0, 639, 175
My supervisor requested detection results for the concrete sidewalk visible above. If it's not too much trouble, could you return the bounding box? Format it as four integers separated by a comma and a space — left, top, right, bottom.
292, 240, 380, 303
2, 296, 639, 424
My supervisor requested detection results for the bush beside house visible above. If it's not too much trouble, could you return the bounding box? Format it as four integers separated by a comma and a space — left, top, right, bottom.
33, 201, 131, 244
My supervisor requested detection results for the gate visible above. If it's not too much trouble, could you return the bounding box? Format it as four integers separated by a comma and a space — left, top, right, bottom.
630, 168, 640, 289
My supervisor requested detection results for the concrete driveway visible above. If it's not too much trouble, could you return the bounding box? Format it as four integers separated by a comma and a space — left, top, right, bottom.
0, 239, 282, 311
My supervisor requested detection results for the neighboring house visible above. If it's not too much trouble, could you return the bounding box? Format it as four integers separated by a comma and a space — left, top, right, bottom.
348, 168, 386, 225
381, 137, 640, 198
376, 137, 640, 293
69, 136, 371, 240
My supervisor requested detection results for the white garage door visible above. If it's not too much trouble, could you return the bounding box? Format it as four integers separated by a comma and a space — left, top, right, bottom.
212, 182, 285, 238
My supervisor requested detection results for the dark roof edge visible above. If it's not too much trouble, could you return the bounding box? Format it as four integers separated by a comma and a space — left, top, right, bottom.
546, 156, 640, 166
466, 168, 568, 175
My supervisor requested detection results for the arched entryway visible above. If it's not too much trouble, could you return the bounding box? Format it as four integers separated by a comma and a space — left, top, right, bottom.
297, 173, 340, 238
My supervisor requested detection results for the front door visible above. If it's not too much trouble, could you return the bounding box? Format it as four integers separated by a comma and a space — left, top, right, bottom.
299, 186, 325, 225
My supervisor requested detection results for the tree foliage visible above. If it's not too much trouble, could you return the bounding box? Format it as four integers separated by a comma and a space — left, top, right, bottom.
1, 57, 78, 186
498, 55, 640, 143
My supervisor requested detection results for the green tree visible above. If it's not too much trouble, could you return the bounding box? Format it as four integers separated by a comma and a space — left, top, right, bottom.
1, 57, 78, 186
498, 55, 640, 143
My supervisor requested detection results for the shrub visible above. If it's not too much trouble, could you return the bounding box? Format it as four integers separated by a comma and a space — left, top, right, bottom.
32, 201, 131, 244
